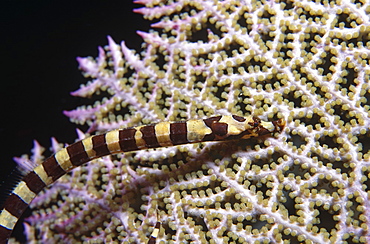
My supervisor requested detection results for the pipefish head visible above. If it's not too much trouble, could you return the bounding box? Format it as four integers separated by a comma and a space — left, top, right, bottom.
254, 117, 286, 136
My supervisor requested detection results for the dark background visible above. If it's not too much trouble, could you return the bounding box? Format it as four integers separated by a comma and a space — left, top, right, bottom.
0, 0, 150, 221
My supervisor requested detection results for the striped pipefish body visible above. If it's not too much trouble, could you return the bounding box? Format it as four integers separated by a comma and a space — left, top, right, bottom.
148, 222, 161, 244
0, 115, 285, 243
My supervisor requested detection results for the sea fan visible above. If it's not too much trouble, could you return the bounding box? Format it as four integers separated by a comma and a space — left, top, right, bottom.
10, 0, 370, 243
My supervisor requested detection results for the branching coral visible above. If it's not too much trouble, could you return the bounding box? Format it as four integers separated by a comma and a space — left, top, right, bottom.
10, 0, 370, 243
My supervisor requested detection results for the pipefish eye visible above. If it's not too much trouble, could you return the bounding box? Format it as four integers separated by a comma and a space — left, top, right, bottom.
248, 117, 261, 127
